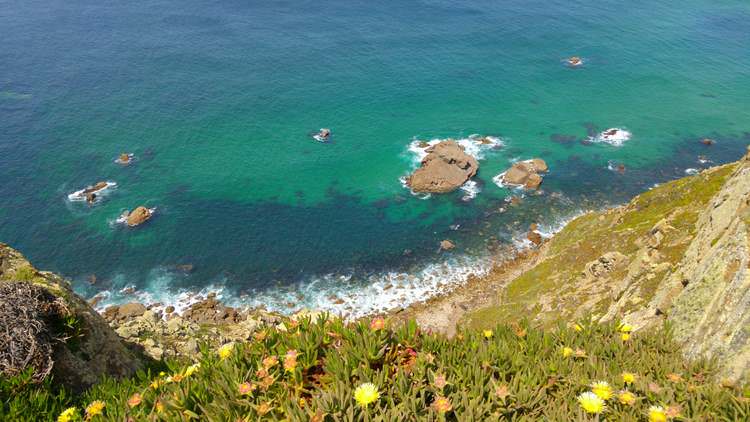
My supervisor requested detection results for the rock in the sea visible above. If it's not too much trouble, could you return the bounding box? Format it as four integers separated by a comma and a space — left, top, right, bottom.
126, 206, 152, 227
500, 159, 548, 189
440, 240, 456, 251
407, 141, 479, 193
700, 138, 715, 146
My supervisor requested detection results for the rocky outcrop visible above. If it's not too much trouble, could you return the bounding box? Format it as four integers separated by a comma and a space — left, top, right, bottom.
407, 141, 479, 193
0, 244, 142, 391
499, 159, 548, 189
126, 206, 152, 227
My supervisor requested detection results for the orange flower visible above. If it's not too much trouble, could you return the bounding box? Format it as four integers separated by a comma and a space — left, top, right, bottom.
238, 382, 255, 395
283, 350, 298, 372
253, 330, 267, 341
256, 402, 273, 416
495, 384, 510, 400
127, 393, 142, 408
369, 317, 386, 331
433, 373, 447, 390
432, 396, 452, 413
666, 373, 683, 383
262, 355, 279, 369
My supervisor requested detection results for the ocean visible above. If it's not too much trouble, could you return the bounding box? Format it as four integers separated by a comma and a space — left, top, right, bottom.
1, 0, 749, 317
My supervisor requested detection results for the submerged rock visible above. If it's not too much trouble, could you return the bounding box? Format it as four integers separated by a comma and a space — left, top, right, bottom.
407, 141, 479, 193
499, 159, 548, 189
440, 240, 456, 251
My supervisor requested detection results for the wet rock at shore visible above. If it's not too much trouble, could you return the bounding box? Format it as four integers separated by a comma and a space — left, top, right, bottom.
499, 159, 548, 189
527, 230, 543, 246
126, 206, 152, 227
407, 141, 479, 193
182, 296, 241, 324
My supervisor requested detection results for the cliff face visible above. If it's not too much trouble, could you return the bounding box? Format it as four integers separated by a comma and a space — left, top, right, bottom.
0, 244, 142, 391
660, 153, 750, 382
465, 148, 750, 382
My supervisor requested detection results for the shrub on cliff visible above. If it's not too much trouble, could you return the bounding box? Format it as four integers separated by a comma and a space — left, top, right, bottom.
2, 316, 748, 421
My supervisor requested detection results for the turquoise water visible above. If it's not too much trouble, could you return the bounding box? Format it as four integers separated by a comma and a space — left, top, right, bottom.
1, 0, 749, 315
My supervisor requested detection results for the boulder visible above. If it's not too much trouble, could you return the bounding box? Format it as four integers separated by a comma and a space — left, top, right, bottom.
126, 206, 151, 227
500, 159, 548, 190
117, 302, 147, 320
407, 141, 479, 193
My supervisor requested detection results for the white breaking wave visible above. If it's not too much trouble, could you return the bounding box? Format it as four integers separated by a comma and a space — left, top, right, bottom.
91, 254, 495, 320
459, 180, 480, 201
588, 128, 632, 147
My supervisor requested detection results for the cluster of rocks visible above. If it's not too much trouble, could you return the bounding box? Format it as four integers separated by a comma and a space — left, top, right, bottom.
101, 295, 286, 360
499, 159, 548, 189
407, 141, 479, 193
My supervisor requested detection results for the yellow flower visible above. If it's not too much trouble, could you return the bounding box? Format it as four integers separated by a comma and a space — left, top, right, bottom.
621, 372, 636, 384
591, 381, 613, 401
621, 333, 631, 341
432, 396, 452, 413
354, 382, 379, 407
619, 323, 633, 333
58, 407, 78, 422
577, 392, 605, 414
482, 329, 493, 339
562, 347, 573, 358
158, 371, 166, 377
155, 400, 164, 413
573, 323, 583, 332
184, 363, 200, 377
218, 343, 233, 360
648, 405, 667, 422
127, 393, 142, 408
618, 390, 636, 406
85, 400, 105, 418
